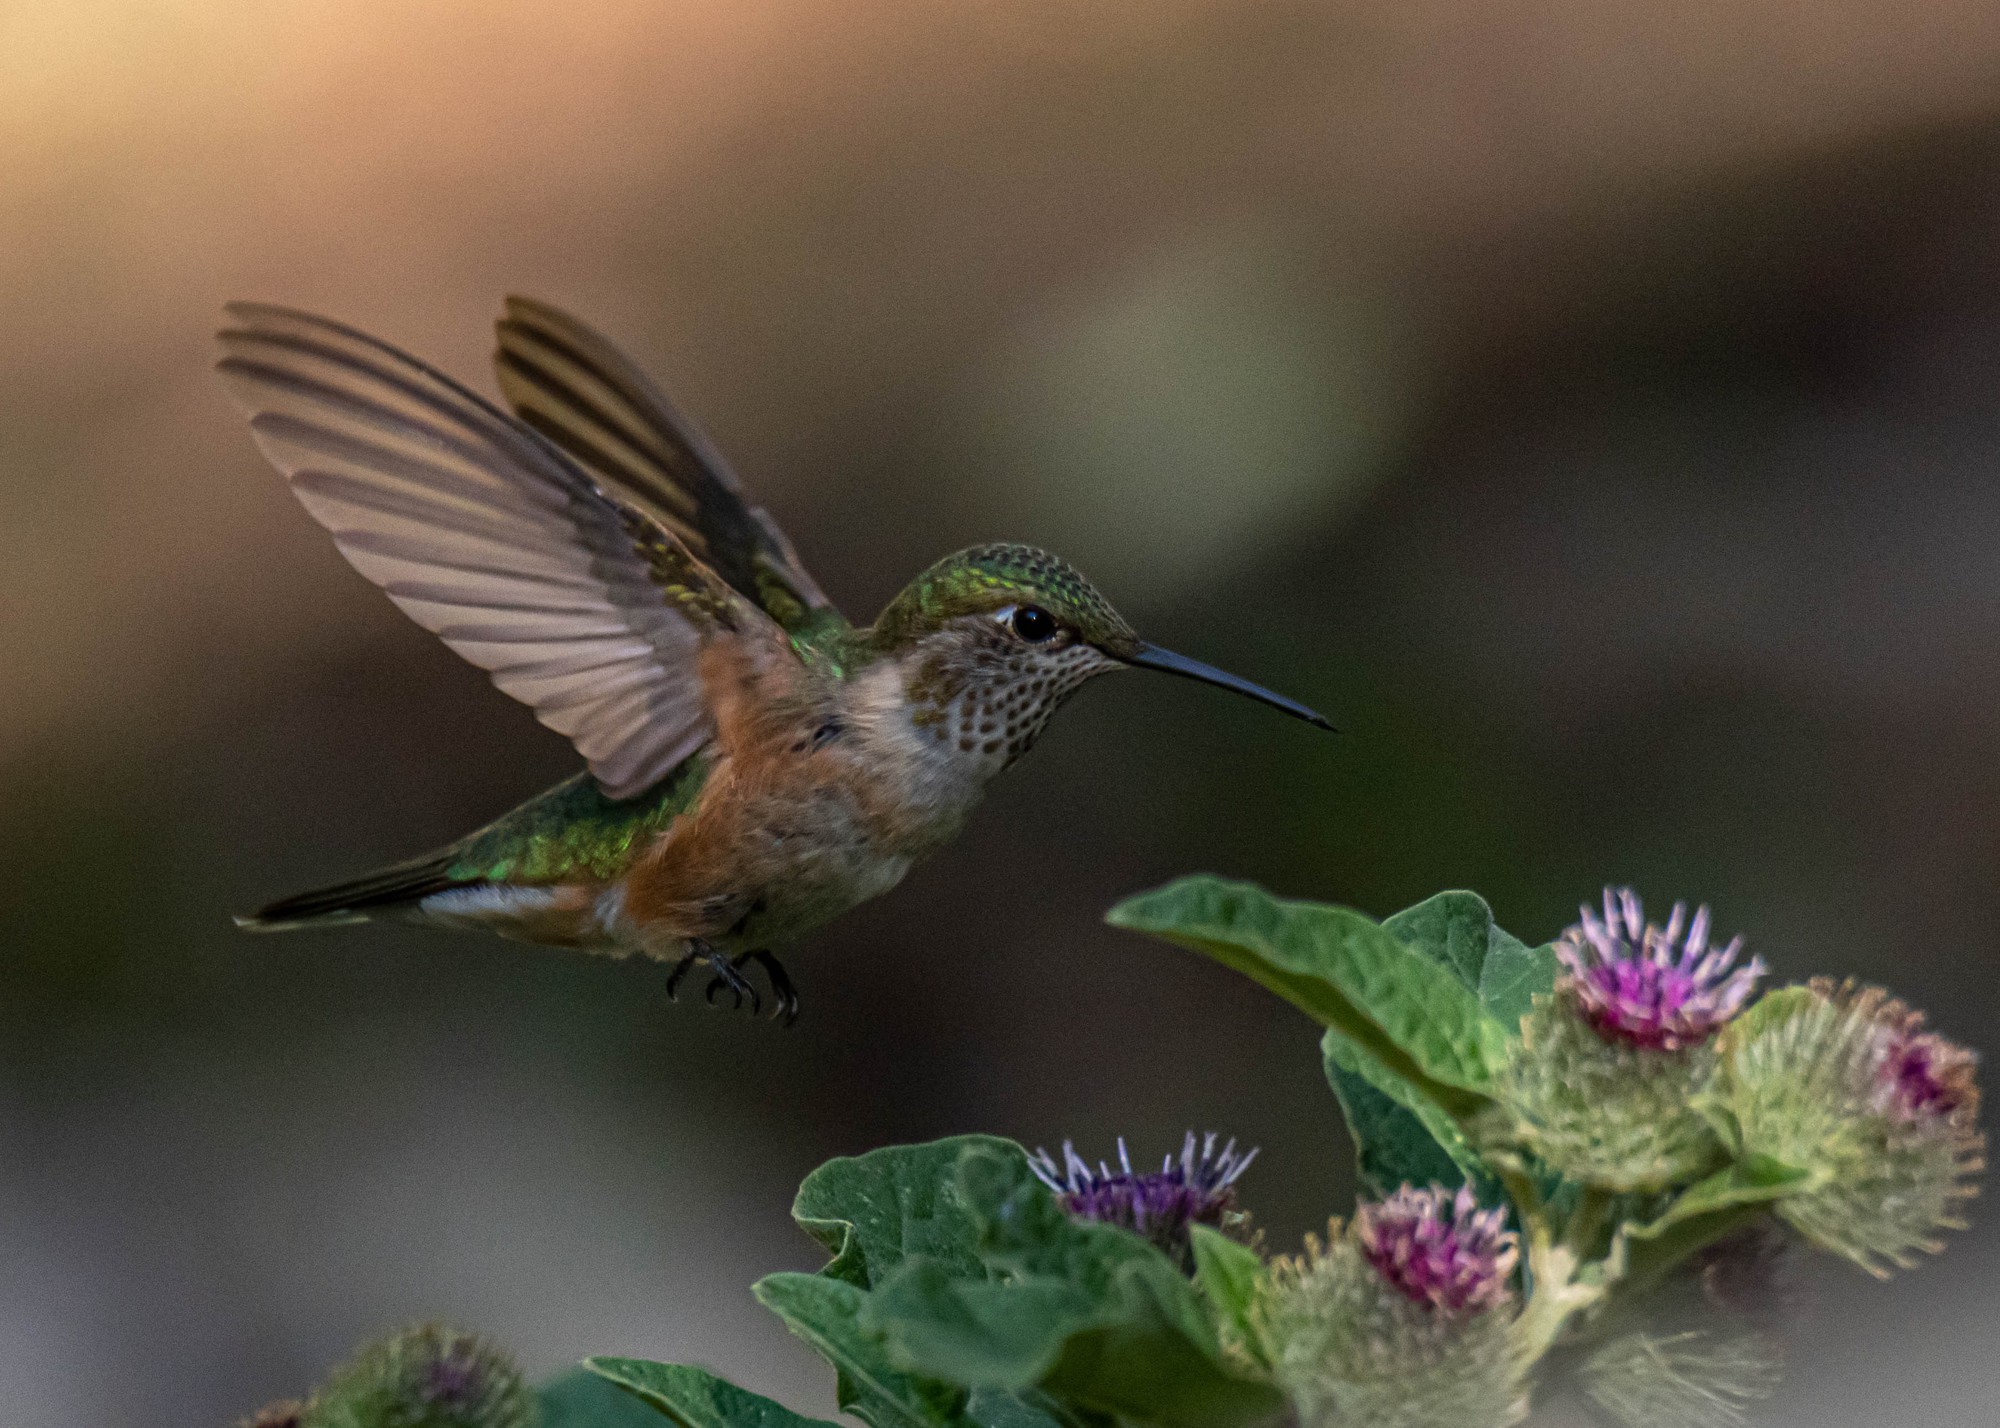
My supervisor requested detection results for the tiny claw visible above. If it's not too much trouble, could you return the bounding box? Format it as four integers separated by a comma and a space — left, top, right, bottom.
664, 950, 697, 1001
702, 956, 760, 1016
741, 950, 800, 1028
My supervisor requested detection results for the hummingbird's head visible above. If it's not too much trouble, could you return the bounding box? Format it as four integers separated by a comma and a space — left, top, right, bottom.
872, 543, 1330, 769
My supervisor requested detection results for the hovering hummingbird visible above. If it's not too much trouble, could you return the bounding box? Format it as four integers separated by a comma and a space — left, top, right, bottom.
220, 298, 1331, 1022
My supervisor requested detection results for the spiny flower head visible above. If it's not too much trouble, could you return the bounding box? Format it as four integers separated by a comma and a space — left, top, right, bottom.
1256, 1216, 1525, 1428
1712, 979, 1984, 1276
1485, 993, 1725, 1191
1355, 1184, 1519, 1314
1557, 889, 1765, 1050
1030, 1131, 1255, 1270
304, 1324, 534, 1428
1579, 1330, 1779, 1428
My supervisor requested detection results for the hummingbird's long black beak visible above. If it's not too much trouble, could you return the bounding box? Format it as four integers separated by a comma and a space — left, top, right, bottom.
1119, 643, 1335, 730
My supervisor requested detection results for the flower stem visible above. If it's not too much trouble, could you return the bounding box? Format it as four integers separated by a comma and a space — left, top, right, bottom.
1508, 1182, 1615, 1367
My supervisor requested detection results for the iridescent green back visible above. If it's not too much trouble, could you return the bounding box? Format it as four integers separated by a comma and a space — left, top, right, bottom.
443, 755, 711, 885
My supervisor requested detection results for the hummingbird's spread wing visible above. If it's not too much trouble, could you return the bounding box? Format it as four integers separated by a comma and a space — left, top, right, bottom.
218, 303, 785, 800
492, 296, 841, 635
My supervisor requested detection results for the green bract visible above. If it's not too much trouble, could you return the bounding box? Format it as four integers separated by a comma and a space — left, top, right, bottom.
1487, 993, 1725, 1191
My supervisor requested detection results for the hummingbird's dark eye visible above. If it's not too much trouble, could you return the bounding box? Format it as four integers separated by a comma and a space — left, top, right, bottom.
1010, 605, 1058, 643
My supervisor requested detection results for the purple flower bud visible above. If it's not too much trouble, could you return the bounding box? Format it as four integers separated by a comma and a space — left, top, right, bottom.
1878, 1028, 1978, 1122
1029, 1132, 1256, 1269
1353, 1184, 1519, 1314
420, 1337, 492, 1410
1557, 888, 1764, 1050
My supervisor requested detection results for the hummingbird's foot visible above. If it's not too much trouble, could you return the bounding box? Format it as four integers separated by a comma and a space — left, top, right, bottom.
702, 951, 762, 1017
739, 950, 799, 1027
663, 945, 701, 1001
665, 939, 761, 1017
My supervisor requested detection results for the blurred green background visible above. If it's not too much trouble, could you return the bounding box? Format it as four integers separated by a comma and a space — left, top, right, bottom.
2, 3, 1998, 1424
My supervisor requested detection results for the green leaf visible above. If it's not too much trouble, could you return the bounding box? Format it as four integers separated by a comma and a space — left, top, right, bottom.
1383, 890, 1505, 989
962, 1388, 1092, 1428
1034, 1278, 1284, 1428
584, 1360, 839, 1428
792, 1136, 1028, 1288
1381, 889, 1554, 1032
541, 1366, 679, 1428
867, 1257, 1092, 1388
1323, 1032, 1481, 1194
864, 1150, 1284, 1428
1188, 1226, 1265, 1365
1478, 940, 1556, 1031
870, 1259, 1281, 1428
1107, 877, 1506, 1114
1617, 1155, 1818, 1296
754, 1272, 964, 1428
1626, 1156, 1818, 1242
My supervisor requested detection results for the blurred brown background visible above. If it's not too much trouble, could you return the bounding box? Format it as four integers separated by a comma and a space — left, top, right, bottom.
4, 2, 1999, 1424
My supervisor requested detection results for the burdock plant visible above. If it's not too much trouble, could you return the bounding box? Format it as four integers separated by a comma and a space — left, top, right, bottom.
239, 878, 1982, 1428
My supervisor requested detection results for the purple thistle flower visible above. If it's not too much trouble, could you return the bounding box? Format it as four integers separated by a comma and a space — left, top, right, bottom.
1557, 888, 1765, 1050
1029, 1132, 1256, 1270
1354, 1183, 1519, 1314
1831, 980, 1983, 1124
1881, 1032, 1977, 1120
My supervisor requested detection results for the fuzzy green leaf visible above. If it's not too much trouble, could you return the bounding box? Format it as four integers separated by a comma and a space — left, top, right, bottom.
961, 1388, 1090, 1428
863, 1150, 1283, 1428
1107, 877, 1506, 1113
1036, 1289, 1283, 1428
1381, 890, 1554, 1032
1478, 939, 1557, 1032
1382, 891, 1506, 989
793, 1137, 1027, 1288
867, 1257, 1090, 1387
754, 1273, 964, 1428
1616, 1156, 1817, 1296
584, 1360, 839, 1428
542, 1366, 679, 1428
868, 1260, 1281, 1428
1323, 1032, 1485, 1194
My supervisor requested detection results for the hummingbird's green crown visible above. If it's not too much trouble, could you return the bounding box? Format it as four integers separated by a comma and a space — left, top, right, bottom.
872, 543, 1139, 653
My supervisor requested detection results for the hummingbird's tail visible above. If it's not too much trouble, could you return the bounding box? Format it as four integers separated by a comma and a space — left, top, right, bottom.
236, 855, 461, 932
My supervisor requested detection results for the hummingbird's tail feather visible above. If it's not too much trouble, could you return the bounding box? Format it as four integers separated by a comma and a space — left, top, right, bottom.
236, 856, 462, 932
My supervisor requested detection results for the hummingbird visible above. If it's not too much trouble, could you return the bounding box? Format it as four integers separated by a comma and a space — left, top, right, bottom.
219, 297, 1331, 1023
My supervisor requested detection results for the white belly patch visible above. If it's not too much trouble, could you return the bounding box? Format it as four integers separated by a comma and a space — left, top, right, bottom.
419, 885, 563, 929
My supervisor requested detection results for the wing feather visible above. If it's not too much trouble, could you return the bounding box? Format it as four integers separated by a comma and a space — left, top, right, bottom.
492, 296, 841, 632
218, 302, 777, 799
